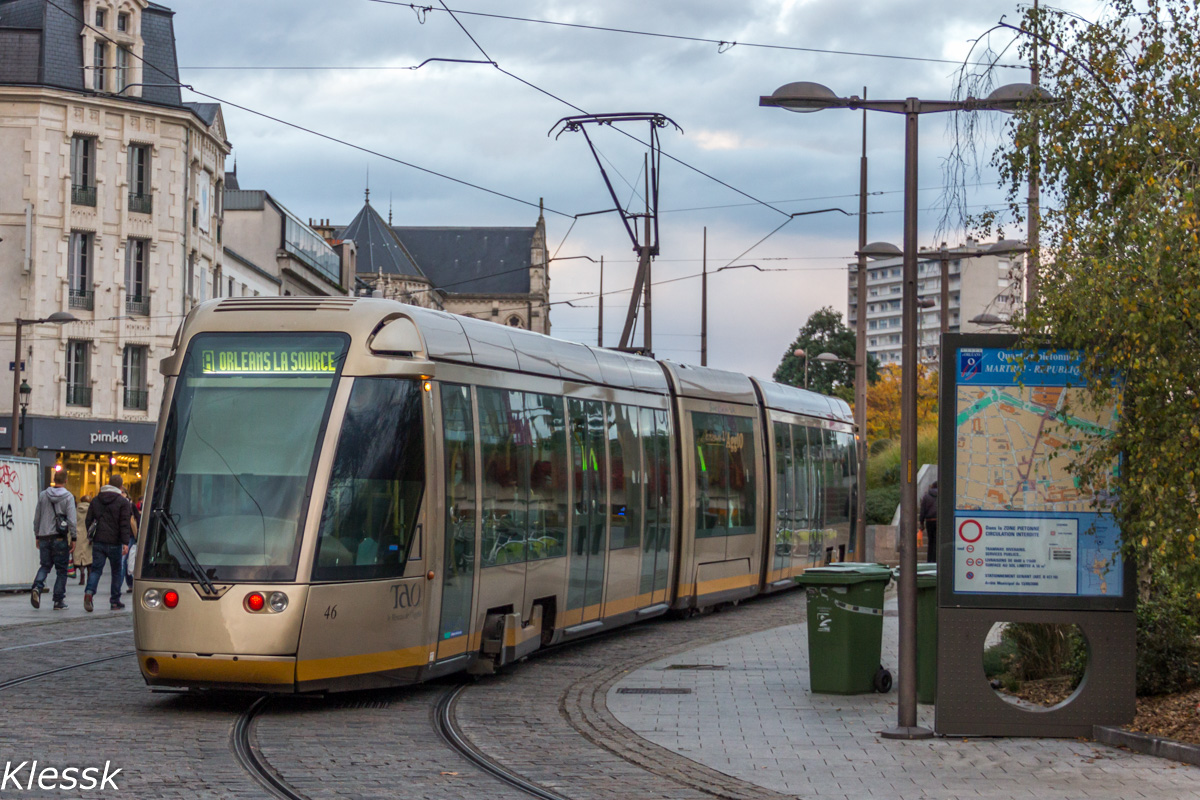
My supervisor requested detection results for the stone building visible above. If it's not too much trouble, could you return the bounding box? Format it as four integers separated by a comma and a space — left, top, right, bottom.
0, 0, 228, 497
315, 194, 550, 333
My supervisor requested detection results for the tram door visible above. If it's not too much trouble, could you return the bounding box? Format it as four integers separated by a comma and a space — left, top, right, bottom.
568, 399, 607, 624
437, 384, 477, 660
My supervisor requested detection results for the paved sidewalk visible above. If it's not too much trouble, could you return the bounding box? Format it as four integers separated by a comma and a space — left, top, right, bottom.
610, 598, 1200, 800
0, 581, 131, 627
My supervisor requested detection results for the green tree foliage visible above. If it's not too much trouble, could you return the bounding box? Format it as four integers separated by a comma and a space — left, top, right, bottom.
989, 0, 1200, 562
774, 307, 879, 401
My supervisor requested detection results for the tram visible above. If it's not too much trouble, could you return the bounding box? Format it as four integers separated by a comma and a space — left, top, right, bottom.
133, 297, 857, 693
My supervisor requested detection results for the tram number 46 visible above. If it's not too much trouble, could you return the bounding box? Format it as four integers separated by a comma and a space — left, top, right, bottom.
324, 605, 338, 620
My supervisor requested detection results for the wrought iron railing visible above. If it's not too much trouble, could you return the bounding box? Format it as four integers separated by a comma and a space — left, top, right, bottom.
125, 294, 150, 315
68, 289, 94, 310
128, 192, 152, 214
66, 385, 92, 407
123, 388, 148, 410
72, 185, 97, 206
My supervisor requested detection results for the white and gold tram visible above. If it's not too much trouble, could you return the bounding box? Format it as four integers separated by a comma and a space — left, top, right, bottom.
134, 297, 858, 692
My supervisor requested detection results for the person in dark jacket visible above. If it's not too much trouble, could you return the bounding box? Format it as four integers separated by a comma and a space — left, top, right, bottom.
84, 474, 134, 612
918, 480, 938, 563
30, 470, 76, 610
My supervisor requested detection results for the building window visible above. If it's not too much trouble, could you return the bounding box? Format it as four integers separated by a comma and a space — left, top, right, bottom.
70, 136, 96, 205
115, 46, 130, 92
68, 232, 93, 310
92, 41, 106, 91
127, 144, 151, 213
95, 8, 106, 27
66, 340, 91, 406
122, 345, 148, 410
125, 238, 149, 315
228, 277, 234, 298
507, 316, 522, 328
117, 12, 128, 32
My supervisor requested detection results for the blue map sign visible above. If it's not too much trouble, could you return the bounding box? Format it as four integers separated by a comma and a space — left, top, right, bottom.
951, 346, 1123, 599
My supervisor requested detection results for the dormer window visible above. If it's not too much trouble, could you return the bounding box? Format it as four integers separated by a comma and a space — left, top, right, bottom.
117, 12, 129, 32
95, 8, 106, 27
92, 41, 106, 90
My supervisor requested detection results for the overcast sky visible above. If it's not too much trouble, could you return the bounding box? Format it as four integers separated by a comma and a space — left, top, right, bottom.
169, 0, 1104, 381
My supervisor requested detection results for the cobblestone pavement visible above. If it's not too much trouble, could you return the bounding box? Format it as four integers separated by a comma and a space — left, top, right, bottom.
609, 603, 1200, 800
455, 589, 815, 800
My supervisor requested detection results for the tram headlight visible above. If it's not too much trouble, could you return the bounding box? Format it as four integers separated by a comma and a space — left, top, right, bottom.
143, 588, 162, 609
268, 592, 289, 613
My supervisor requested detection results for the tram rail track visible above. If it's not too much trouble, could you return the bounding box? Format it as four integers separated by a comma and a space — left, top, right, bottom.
0, 651, 136, 692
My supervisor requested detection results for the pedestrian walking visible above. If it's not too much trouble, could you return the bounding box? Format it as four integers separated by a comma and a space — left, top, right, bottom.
119, 492, 140, 594
74, 494, 93, 585
84, 474, 134, 612
30, 471, 77, 610
919, 480, 938, 564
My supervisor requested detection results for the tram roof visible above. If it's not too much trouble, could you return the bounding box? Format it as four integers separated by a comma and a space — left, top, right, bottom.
751, 377, 854, 425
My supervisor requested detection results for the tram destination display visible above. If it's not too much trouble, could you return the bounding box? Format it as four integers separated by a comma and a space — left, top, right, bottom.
939, 335, 1132, 610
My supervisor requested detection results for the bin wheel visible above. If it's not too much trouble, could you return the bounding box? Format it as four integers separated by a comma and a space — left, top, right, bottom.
874, 667, 893, 694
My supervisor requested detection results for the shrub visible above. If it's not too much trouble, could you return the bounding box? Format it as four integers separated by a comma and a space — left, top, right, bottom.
1135, 576, 1200, 696
1001, 623, 1082, 682
864, 485, 900, 525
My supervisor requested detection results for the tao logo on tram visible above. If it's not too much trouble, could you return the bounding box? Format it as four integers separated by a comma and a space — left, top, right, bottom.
391, 583, 422, 610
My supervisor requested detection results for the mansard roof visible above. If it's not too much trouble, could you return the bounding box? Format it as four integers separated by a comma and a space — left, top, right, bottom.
0, 0, 183, 109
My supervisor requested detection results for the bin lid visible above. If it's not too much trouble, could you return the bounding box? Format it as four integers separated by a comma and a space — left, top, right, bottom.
891, 563, 938, 587
795, 563, 894, 586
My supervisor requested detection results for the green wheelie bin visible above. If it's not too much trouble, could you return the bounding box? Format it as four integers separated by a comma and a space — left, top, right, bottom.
893, 563, 938, 703
795, 563, 894, 694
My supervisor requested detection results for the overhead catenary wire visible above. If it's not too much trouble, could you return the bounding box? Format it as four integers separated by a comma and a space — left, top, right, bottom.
365, 1, 1025, 70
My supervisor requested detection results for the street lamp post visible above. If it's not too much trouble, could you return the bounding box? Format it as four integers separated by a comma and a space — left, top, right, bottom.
10, 312, 76, 456
792, 348, 810, 389
762, 80, 1046, 740
18, 381, 30, 452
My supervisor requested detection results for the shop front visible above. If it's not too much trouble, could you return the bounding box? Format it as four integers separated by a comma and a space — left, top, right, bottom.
2, 416, 158, 503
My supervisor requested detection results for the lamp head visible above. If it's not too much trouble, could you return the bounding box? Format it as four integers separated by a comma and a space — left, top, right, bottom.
984, 83, 1055, 113
18, 380, 31, 410
760, 81, 843, 113
986, 239, 1030, 256
858, 241, 903, 260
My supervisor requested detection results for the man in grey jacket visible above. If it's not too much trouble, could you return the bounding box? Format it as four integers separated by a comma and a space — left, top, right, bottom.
31, 471, 77, 610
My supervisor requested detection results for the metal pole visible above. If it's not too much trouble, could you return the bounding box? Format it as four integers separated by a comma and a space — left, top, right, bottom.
804, 353, 809, 390
598, 257, 604, 347
940, 248, 950, 336
701, 228, 708, 367
1027, 0, 1041, 310
882, 101, 932, 740
855, 89, 869, 560
10, 320, 22, 456
642, 156, 652, 354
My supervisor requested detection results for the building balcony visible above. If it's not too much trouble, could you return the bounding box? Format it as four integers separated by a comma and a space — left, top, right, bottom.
72, 185, 97, 206
128, 192, 152, 215
123, 388, 148, 410
125, 295, 150, 315
68, 289, 94, 310
66, 385, 92, 407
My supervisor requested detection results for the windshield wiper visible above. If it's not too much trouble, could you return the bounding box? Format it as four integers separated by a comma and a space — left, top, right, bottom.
152, 507, 219, 597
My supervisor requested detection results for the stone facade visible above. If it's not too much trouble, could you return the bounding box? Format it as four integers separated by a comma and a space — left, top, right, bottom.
0, 87, 228, 429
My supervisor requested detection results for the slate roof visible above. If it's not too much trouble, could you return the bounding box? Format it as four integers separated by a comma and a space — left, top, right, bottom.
0, 0, 182, 108
340, 201, 427, 281
185, 101, 219, 126
392, 227, 533, 295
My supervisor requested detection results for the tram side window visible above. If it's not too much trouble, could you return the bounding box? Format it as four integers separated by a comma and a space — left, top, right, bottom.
773, 421, 793, 569
693, 412, 756, 537
313, 378, 425, 581
608, 404, 643, 550
525, 392, 568, 561
478, 388, 528, 566
652, 409, 672, 586
442, 384, 476, 584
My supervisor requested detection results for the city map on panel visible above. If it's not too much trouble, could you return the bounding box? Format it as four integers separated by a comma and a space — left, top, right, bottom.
953, 348, 1121, 597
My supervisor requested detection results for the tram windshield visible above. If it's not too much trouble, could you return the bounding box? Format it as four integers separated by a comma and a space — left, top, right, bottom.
143, 332, 348, 582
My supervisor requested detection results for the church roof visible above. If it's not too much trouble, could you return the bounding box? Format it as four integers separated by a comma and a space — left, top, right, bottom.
391, 227, 533, 295
340, 200, 427, 281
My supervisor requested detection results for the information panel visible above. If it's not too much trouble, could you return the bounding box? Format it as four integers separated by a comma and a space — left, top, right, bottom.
941, 335, 1128, 607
